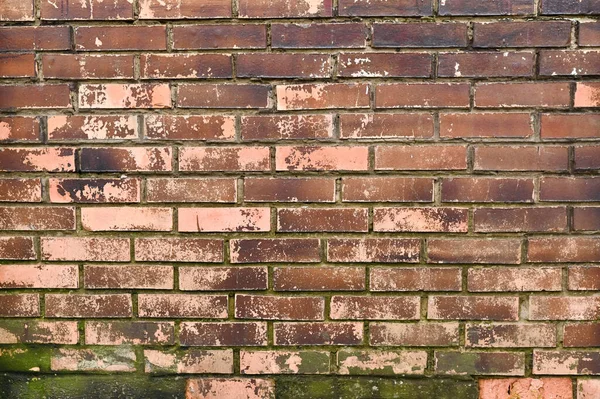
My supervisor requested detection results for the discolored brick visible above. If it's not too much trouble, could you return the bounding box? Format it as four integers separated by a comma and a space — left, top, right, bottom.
140, 54, 232, 79
435, 351, 525, 376
466, 323, 557, 348
42, 237, 130, 262
330, 296, 420, 320
442, 177, 534, 203
273, 267, 365, 291
474, 207, 567, 232
274, 322, 363, 346
135, 238, 223, 263
376, 83, 470, 109
277, 208, 368, 232
48, 115, 137, 141
147, 178, 236, 203
178, 84, 271, 109
85, 321, 174, 345
179, 267, 268, 291
244, 178, 335, 203
139, 0, 231, 19
339, 113, 434, 140
428, 238, 522, 264
468, 267, 562, 292
327, 238, 420, 263
85, 265, 174, 290
342, 177, 434, 202
428, 296, 519, 321
528, 237, 600, 262
45, 294, 132, 318
173, 25, 266, 50
370, 268, 462, 292
237, 54, 332, 79
439, 52, 534, 77
440, 113, 533, 139
338, 53, 432, 77
80, 147, 171, 172
180, 322, 267, 346
49, 178, 140, 203
372, 23, 467, 48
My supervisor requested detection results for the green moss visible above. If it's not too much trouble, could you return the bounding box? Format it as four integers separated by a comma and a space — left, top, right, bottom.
0, 347, 52, 372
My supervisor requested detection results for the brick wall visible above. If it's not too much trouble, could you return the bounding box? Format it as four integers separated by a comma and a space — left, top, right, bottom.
0, 0, 599, 398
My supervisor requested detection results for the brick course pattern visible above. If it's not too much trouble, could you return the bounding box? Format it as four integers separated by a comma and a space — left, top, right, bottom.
0, 0, 599, 398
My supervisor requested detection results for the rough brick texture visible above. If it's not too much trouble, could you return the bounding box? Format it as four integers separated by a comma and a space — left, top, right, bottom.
0, 0, 598, 398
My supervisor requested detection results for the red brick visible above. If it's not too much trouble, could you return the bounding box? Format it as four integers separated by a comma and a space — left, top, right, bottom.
440, 52, 535, 77
370, 267, 462, 292
244, 178, 335, 203
75, 26, 167, 51
375, 145, 467, 170
230, 239, 320, 263
85, 265, 173, 290
179, 208, 270, 232
327, 238, 420, 263
273, 267, 365, 291
272, 23, 366, 49
428, 238, 522, 264
186, 379, 275, 399
0, 207, 75, 231
337, 349, 427, 375
575, 82, 600, 107
147, 178, 236, 203
180, 322, 267, 346
439, 0, 534, 15
140, 54, 232, 79
0, 320, 78, 344
580, 21, 600, 46
138, 294, 228, 318
569, 266, 600, 291
51, 348, 136, 372
178, 84, 270, 109
49, 178, 140, 203
79, 84, 171, 109
0, 264, 78, 289
533, 351, 600, 375
339, 0, 432, 16
179, 146, 270, 172
80, 147, 172, 172
135, 238, 223, 263
86, 321, 174, 345
474, 146, 568, 171
339, 113, 434, 140
530, 296, 600, 321
48, 115, 137, 141
0, 178, 41, 202
0, 54, 35, 78
238, 54, 332, 79
179, 267, 268, 291
82, 207, 172, 231
331, 296, 419, 320
241, 115, 334, 141
374, 208, 468, 233
0, 26, 71, 51
564, 323, 600, 347
277, 83, 370, 110
277, 208, 368, 232
276, 146, 368, 171
342, 177, 434, 202
236, 295, 324, 321
139, 0, 231, 19
0, 85, 71, 110
372, 23, 467, 48
41, 0, 133, 20
0, 0, 34, 21
479, 378, 572, 399
440, 113, 533, 139
541, 114, 600, 139
370, 322, 460, 346
529, 237, 600, 263
239, 0, 332, 18
145, 115, 234, 141
473, 21, 571, 47
376, 83, 470, 109
474, 207, 567, 233
45, 294, 132, 318
0, 147, 75, 172
0, 117, 39, 142
436, 351, 525, 375
42, 237, 130, 262
0, 237, 36, 260
442, 177, 534, 203
338, 53, 432, 77
240, 350, 330, 375
468, 267, 562, 292
475, 83, 570, 108
173, 25, 266, 50
467, 323, 557, 348
144, 349, 233, 374
0, 294, 39, 317
542, 0, 600, 14
274, 322, 363, 345
540, 177, 600, 202
540, 50, 600, 76
429, 296, 519, 321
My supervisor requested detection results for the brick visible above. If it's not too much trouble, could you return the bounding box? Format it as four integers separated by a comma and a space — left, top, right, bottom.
540, 177, 600, 202
0, 264, 78, 289
179, 208, 270, 233
374, 208, 467, 233
372, 23, 467, 48
474, 207, 567, 233
338, 53, 432, 77
241, 115, 334, 141
0, 207, 75, 231
45, 294, 132, 318
85, 265, 173, 290
235, 295, 324, 320
569, 266, 600, 291
339, 0, 432, 16
475, 83, 570, 108
467, 323, 557, 348
82, 207, 173, 231
440, 113, 533, 139
0, 237, 36, 260
274, 322, 363, 346
144, 349, 233, 374
429, 238, 521, 264
578, 380, 600, 399
277, 208, 368, 232
41, 237, 130, 262
179, 267, 268, 291
79, 84, 171, 109
339, 113, 434, 140
533, 351, 600, 375
240, 350, 330, 374
186, 379, 275, 399
439, 52, 534, 77
0, 54, 35, 78
147, 178, 236, 203
138, 294, 228, 318
0, 117, 39, 142
468, 267, 562, 292
473, 21, 571, 47
80, 147, 172, 172
330, 296, 419, 320
0, 85, 71, 110
173, 25, 266, 50
272, 23, 366, 49
0, 0, 33, 21
375, 145, 467, 170
541, 114, 600, 139
479, 378, 572, 399
0, 294, 39, 317
442, 177, 534, 203
237, 54, 332, 79
435, 351, 525, 375
180, 322, 267, 346
564, 324, 600, 347
327, 238, 420, 263
51, 348, 136, 372
337, 350, 427, 375
342, 177, 434, 202
439, 0, 534, 15
529, 237, 600, 263
48, 115, 137, 141
370, 322, 460, 346
276, 146, 368, 171
0, 320, 78, 344
277, 83, 370, 110
539, 51, 600, 76
475, 146, 568, 171
49, 178, 140, 203
140, 54, 232, 79
575, 83, 600, 107
85, 321, 174, 345
145, 115, 234, 141
135, 238, 223, 263
428, 296, 519, 321
75, 26, 167, 51
0, 147, 75, 172
376, 83, 470, 109
178, 84, 270, 109
239, 0, 332, 18
530, 296, 600, 320
0, 26, 71, 51
244, 178, 335, 203
41, 0, 133, 20
273, 267, 365, 291
0, 178, 41, 202
542, 0, 600, 14
179, 146, 270, 172
139, 0, 231, 19
370, 267, 462, 292
580, 22, 600, 46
